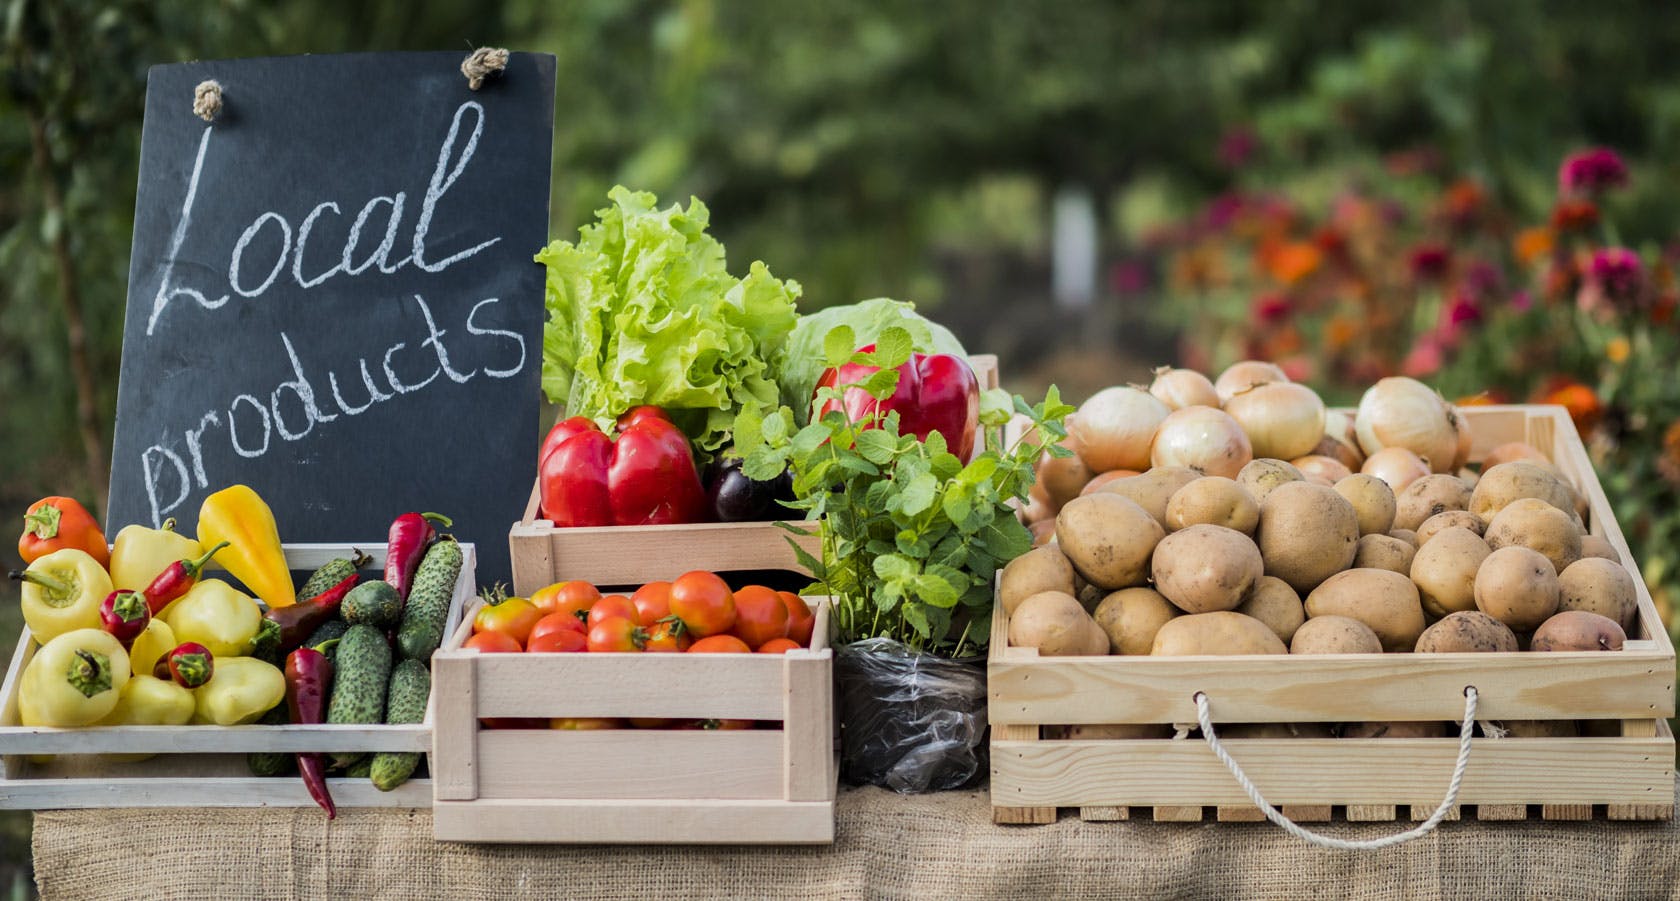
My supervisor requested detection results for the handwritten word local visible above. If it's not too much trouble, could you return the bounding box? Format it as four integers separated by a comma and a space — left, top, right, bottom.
138, 100, 525, 526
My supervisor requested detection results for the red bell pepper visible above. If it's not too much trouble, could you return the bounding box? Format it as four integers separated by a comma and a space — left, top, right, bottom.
815, 344, 981, 460
538, 406, 708, 527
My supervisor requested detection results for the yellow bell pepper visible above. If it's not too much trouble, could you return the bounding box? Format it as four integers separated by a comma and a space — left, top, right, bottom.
128, 618, 177, 678
161, 579, 263, 658
13, 548, 112, 643
20, 629, 131, 727
193, 656, 286, 725
197, 485, 294, 608
109, 518, 202, 593
96, 675, 197, 762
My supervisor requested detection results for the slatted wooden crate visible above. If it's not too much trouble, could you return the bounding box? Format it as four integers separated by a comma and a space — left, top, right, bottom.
508, 355, 999, 597
430, 595, 836, 843
990, 405, 1676, 825
0, 542, 475, 809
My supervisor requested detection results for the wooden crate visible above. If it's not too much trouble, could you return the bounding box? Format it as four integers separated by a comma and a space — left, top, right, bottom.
990, 405, 1677, 825
0, 542, 476, 810
430, 596, 836, 843
508, 354, 1000, 596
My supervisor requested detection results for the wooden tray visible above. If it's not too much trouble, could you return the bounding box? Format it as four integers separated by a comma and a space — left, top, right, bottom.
989, 405, 1677, 825
431, 596, 836, 843
507, 354, 1000, 596
0, 542, 476, 810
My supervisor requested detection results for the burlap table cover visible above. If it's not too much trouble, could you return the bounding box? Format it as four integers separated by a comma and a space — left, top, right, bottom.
31, 783, 1680, 899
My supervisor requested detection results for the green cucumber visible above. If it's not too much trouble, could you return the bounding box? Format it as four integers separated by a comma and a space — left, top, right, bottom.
343, 580, 403, 629
305, 619, 350, 658
397, 538, 462, 661
245, 704, 292, 777
298, 550, 370, 600
370, 659, 431, 791
326, 624, 392, 767
343, 756, 372, 778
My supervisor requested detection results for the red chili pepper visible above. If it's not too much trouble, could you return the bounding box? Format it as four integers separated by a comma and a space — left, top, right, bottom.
99, 590, 150, 649
155, 642, 214, 689
537, 406, 709, 527
264, 574, 358, 653
384, 512, 450, 601
285, 646, 337, 819
141, 541, 230, 615
815, 344, 980, 460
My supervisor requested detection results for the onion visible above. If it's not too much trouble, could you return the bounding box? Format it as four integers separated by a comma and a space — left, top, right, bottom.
1483, 442, 1552, 470
1312, 410, 1364, 470
1360, 446, 1431, 493
1223, 382, 1326, 461
1291, 454, 1353, 485
1214, 360, 1289, 405
1149, 367, 1220, 410
1080, 469, 1139, 496
1354, 377, 1460, 473
1451, 410, 1474, 471
1150, 406, 1253, 479
1070, 386, 1171, 473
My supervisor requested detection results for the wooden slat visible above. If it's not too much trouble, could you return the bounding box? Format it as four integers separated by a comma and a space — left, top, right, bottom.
433, 797, 835, 844
1476, 805, 1529, 821
430, 654, 478, 802
1610, 719, 1675, 820
783, 653, 833, 802
992, 723, 1056, 825
990, 736, 1672, 807
1216, 806, 1265, 822
1411, 802, 1460, 822
1081, 806, 1128, 821
1347, 805, 1397, 822
1152, 806, 1203, 822
464, 651, 801, 720
0, 753, 433, 809
507, 517, 822, 595
1282, 805, 1331, 822
0, 723, 429, 755
476, 730, 784, 801
1542, 804, 1594, 820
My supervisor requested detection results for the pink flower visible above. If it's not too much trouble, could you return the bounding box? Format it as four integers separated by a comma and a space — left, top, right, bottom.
1460, 260, 1503, 300
1579, 247, 1645, 313
1277, 356, 1315, 382
1218, 127, 1259, 168
1511, 290, 1534, 312
1109, 259, 1151, 294
1438, 294, 1483, 346
1250, 293, 1291, 325
1409, 244, 1451, 283
1402, 339, 1444, 378
1559, 147, 1628, 197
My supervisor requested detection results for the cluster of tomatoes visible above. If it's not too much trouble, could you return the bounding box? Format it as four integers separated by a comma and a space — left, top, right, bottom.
465, 571, 816, 655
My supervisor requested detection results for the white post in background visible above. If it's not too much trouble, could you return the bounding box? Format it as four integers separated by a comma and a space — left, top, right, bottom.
1052, 184, 1098, 310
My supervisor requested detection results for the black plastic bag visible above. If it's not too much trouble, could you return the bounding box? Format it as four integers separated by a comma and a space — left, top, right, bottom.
834, 637, 988, 793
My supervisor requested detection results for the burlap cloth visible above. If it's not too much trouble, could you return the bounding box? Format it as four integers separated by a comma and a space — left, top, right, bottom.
31, 782, 1680, 900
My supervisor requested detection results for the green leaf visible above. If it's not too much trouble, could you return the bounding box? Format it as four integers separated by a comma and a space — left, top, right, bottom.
783, 535, 825, 581
732, 401, 765, 451
855, 429, 899, 465
959, 456, 999, 485
901, 601, 932, 637
861, 368, 901, 400
741, 445, 787, 482
899, 472, 938, 516
790, 423, 831, 458
824, 324, 858, 368
871, 326, 915, 370
761, 408, 790, 444
895, 529, 932, 558
942, 484, 973, 525
914, 574, 961, 609
873, 554, 919, 581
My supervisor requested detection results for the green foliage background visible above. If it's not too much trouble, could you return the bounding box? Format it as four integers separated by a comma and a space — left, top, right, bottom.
2, 0, 1679, 887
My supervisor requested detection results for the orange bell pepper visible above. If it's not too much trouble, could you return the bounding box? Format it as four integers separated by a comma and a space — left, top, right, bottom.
18, 497, 108, 568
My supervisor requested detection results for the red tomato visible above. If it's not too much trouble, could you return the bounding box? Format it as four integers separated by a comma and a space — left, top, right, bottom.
474, 596, 544, 646
546, 580, 603, 622
642, 619, 691, 653
464, 631, 522, 654
549, 718, 623, 730
779, 591, 815, 646
756, 637, 801, 654
669, 571, 736, 637
587, 594, 639, 630
631, 580, 673, 626
530, 611, 586, 642
587, 616, 647, 652
688, 634, 751, 653
527, 629, 587, 653
730, 585, 789, 649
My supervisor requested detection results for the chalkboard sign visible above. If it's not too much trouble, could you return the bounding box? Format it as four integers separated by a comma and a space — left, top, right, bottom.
108, 52, 557, 586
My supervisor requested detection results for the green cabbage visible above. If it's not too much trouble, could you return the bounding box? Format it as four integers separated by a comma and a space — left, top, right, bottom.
780, 298, 968, 425
538, 187, 800, 452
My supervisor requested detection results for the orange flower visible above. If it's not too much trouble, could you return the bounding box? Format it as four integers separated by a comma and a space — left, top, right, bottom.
1514, 227, 1554, 266
1441, 179, 1485, 227
1660, 421, 1680, 487
1258, 239, 1323, 285
1606, 336, 1631, 364
1542, 382, 1603, 435
1325, 316, 1361, 351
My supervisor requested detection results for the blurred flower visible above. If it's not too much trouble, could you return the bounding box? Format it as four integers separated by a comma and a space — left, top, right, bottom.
1660, 421, 1680, 487
1511, 290, 1534, 312
1455, 391, 1503, 407
1218, 127, 1258, 169
1550, 199, 1600, 232
1578, 247, 1646, 316
1607, 336, 1631, 364
1326, 316, 1361, 351
1542, 382, 1603, 435
1441, 293, 1483, 339
1277, 356, 1315, 382
1202, 193, 1248, 232
1441, 179, 1486, 229
1559, 147, 1629, 197
1257, 239, 1322, 285
1384, 146, 1443, 176
1461, 260, 1504, 300
1109, 259, 1152, 295
1402, 337, 1444, 378
1409, 243, 1451, 283
1544, 261, 1580, 302
1312, 226, 1348, 261
1654, 292, 1678, 327
1250, 292, 1292, 325
1514, 226, 1555, 265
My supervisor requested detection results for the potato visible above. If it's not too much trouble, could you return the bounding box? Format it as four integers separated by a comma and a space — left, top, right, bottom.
1236, 576, 1304, 644
1485, 497, 1583, 574
1219, 723, 1335, 739
1028, 519, 1057, 547
1079, 470, 1134, 496
999, 546, 1077, 616
1393, 474, 1473, 532
1580, 534, 1621, 563
1341, 721, 1448, 739
1008, 591, 1109, 656
1098, 466, 1200, 528
1039, 439, 1095, 507
1415, 510, 1485, 546
1093, 588, 1178, 656
1237, 458, 1304, 506
1062, 723, 1173, 740
1352, 533, 1416, 575
1469, 461, 1576, 523
1482, 442, 1552, 471
1473, 545, 1561, 631
1410, 526, 1491, 617
1531, 610, 1626, 652
1151, 525, 1264, 614
1289, 615, 1383, 654
1256, 481, 1360, 593
1457, 467, 1479, 490
1557, 557, 1637, 632
1413, 611, 1519, 653
1150, 612, 1287, 655
1055, 494, 1165, 589
1303, 569, 1426, 652
1333, 473, 1397, 536
1165, 477, 1259, 534
1388, 528, 1419, 548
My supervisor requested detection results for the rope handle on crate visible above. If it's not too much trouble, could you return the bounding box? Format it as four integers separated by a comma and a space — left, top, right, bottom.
1193, 686, 1478, 850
